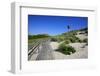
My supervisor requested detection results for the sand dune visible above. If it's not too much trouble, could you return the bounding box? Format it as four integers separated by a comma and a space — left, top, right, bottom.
50, 42, 88, 59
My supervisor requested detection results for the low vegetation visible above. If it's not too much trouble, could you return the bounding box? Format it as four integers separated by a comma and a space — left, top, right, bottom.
28, 34, 50, 45
56, 43, 76, 55
83, 38, 88, 43
51, 31, 82, 43
28, 34, 50, 40
51, 37, 58, 42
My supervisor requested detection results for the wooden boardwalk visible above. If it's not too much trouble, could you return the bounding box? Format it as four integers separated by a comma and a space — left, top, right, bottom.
28, 38, 54, 60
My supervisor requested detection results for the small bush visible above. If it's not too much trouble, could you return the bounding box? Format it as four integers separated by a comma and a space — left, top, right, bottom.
69, 37, 76, 43
78, 39, 83, 43
83, 38, 88, 43
51, 37, 58, 42
64, 40, 70, 44
75, 37, 82, 43
72, 32, 77, 35
66, 45, 76, 53
57, 37, 65, 42
85, 30, 88, 34
56, 43, 76, 55
65, 35, 82, 43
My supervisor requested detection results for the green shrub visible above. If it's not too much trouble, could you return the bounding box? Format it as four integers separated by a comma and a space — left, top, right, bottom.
66, 45, 76, 53
64, 40, 70, 44
64, 35, 81, 43
83, 38, 88, 43
70, 37, 76, 43
85, 30, 88, 34
75, 37, 82, 43
73, 36, 81, 42
56, 43, 76, 55
78, 39, 83, 43
68, 37, 76, 43
57, 37, 65, 42
72, 32, 77, 35
51, 37, 58, 42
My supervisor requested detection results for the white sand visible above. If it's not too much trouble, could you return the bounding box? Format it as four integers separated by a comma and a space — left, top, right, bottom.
50, 42, 88, 59
76, 34, 87, 40
76, 32, 87, 40
50, 42, 59, 50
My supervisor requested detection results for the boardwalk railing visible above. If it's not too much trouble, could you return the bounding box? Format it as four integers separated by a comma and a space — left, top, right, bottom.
28, 38, 50, 60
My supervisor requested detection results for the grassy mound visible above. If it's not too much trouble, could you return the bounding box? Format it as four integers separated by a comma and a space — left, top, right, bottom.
56, 43, 76, 55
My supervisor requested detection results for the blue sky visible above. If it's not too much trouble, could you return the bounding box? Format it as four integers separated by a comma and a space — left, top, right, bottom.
28, 15, 88, 36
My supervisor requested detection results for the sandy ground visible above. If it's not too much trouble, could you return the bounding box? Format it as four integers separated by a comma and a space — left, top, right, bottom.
50, 42, 88, 59
76, 33, 87, 40
30, 41, 88, 60
76, 34, 87, 40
